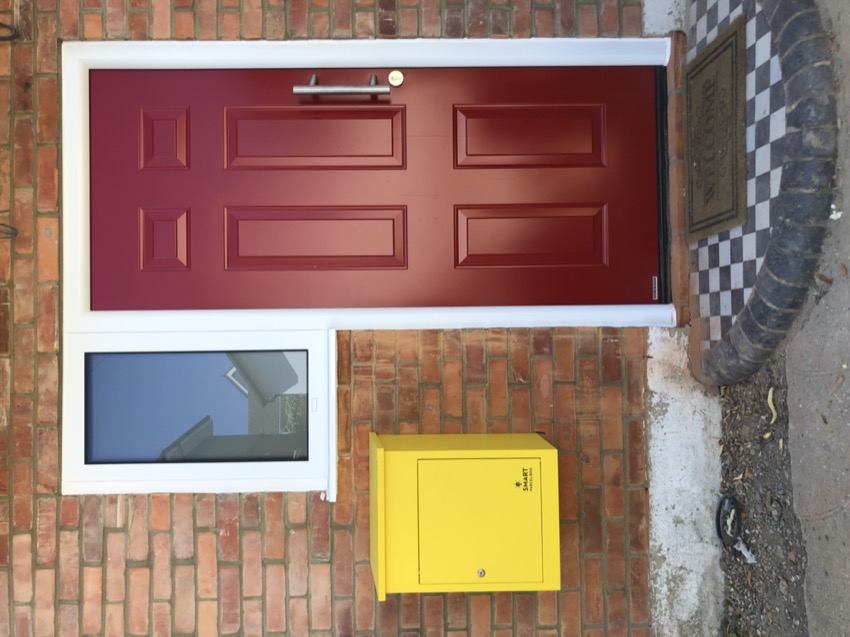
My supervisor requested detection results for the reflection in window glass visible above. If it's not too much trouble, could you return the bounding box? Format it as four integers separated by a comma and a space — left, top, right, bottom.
85, 350, 308, 463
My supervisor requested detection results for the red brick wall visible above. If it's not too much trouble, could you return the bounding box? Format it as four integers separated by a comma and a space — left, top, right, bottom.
0, 1, 651, 635
47, 0, 645, 41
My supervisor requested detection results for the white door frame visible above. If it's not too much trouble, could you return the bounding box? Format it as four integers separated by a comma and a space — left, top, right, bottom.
61, 38, 673, 498
62, 37, 674, 337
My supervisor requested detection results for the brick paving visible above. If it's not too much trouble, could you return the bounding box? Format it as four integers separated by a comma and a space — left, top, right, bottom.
0, 1, 654, 635
341, 329, 651, 636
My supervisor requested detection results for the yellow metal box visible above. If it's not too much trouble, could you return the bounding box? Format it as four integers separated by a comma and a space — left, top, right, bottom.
369, 433, 560, 601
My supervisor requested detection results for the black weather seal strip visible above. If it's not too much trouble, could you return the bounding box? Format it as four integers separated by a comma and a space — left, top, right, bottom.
655, 65, 671, 304
0, 22, 18, 41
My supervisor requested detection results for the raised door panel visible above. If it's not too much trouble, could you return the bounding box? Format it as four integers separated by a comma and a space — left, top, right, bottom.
139, 208, 191, 271
225, 206, 406, 269
455, 104, 606, 167
455, 204, 608, 268
139, 107, 190, 170
225, 106, 405, 169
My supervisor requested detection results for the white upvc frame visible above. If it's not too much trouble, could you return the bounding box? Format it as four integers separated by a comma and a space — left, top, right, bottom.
61, 37, 673, 497
62, 330, 336, 496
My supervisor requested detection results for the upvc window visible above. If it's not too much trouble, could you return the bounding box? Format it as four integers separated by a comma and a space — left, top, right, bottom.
62, 329, 335, 495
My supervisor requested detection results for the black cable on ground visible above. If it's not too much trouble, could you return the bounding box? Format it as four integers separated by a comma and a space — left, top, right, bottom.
0, 22, 18, 41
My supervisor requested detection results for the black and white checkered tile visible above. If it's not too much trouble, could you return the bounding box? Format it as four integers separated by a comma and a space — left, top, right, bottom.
687, 0, 785, 349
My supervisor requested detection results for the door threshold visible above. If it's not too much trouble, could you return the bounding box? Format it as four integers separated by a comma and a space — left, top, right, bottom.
66, 305, 677, 335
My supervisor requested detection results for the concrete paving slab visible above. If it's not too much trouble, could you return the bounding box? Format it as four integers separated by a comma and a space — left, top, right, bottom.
646, 327, 723, 636
786, 3, 850, 634
643, 0, 687, 35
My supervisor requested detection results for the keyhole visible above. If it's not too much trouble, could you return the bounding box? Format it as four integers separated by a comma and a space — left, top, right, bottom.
477, 569, 486, 578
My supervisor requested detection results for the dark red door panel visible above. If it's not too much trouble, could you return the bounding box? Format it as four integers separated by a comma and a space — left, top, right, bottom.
89, 67, 659, 310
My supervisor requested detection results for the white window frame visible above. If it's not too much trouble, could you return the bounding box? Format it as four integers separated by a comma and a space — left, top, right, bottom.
62, 329, 335, 496
61, 37, 673, 498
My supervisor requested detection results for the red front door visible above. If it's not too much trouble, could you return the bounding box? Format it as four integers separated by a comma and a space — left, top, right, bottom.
89, 67, 659, 310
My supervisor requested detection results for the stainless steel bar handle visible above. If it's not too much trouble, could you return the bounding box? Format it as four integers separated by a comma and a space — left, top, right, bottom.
292, 73, 391, 95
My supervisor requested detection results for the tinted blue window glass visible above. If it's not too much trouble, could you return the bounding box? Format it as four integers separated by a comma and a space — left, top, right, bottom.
85, 350, 308, 463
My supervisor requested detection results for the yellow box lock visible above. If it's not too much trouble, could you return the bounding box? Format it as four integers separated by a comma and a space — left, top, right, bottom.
369, 433, 561, 601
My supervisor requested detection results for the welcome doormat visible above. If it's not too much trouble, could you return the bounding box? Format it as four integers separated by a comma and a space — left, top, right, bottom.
685, 17, 747, 241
